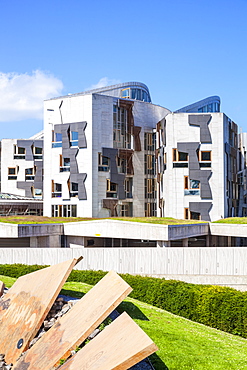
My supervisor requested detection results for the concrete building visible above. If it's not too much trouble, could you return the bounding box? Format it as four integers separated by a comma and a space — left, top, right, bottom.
0, 82, 243, 222
0, 131, 44, 215
43, 82, 170, 218
156, 111, 238, 221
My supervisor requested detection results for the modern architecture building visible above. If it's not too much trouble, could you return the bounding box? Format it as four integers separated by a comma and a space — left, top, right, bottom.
0, 131, 44, 215
43, 82, 170, 218
0, 81, 244, 222
156, 111, 238, 221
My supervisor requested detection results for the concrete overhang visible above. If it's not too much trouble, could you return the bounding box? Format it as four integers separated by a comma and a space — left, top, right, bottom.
210, 223, 247, 237
64, 220, 209, 241
0, 223, 64, 238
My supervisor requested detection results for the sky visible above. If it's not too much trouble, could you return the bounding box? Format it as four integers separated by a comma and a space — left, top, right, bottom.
0, 0, 247, 139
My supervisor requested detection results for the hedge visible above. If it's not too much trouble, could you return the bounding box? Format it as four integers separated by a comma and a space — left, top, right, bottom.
1, 264, 247, 338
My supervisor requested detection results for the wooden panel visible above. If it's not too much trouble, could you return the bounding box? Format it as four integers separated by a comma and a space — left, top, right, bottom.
0, 257, 82, 364
59, 312, 158, 370
13, 271, 132, 370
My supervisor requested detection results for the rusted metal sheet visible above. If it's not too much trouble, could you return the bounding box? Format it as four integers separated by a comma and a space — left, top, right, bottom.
0, 257, 82, 364
12, 270, 132, 370
58, 312, 158, 370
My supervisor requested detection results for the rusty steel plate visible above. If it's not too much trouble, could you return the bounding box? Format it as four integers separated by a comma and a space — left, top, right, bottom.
13, 270, 132, 370
58, 312, 158, 370
0, 257, 82, 364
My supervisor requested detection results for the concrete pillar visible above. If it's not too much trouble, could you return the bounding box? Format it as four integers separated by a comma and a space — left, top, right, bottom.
48, 235, 61, 248
30, 237, 38, 248
206, 235, 210, 247
227, 236, 232, 247
182, 238, 189, 247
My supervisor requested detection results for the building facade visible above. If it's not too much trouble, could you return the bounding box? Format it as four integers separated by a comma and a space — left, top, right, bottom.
0, 81, 244, 221
156, 112, 238, 221
43, 82, 170, 218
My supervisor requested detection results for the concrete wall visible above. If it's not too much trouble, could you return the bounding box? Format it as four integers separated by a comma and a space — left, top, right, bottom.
2, 247, 247, 290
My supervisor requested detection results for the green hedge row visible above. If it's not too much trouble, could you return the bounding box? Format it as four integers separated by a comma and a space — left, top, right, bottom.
1, 264, 247, 338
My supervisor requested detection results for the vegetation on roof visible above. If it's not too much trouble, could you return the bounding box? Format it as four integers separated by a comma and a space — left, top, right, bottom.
0, 215, 207, 225
213, 217, 247, 224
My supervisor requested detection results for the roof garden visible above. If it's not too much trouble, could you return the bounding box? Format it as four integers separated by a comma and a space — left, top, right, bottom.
0, 216, 207, 225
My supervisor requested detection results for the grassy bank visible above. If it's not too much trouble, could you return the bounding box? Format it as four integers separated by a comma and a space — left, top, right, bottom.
1, 275, 246, 370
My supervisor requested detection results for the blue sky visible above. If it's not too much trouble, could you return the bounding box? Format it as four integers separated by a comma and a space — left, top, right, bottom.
0, 0, 247, 139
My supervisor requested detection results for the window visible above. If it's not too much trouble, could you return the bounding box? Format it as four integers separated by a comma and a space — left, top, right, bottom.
173, 149, 188, 167
145, 202, 156, 217
70, 182, 78, 197
33, 147, 43, 159
125, 178, 133, 198
60, 156, 70, 172
121, 88, 130, 98
120, 88, 150, 102
198, 151, 211, 167
70, 131, 78, 147
32, 188, 42, 199
14, 146, 25, 159
145, 178, 156, 199
98, 153, 109, 171
52, 132, 62, 148
117, 157, 127, 173
52, 204, 77, 217
144, 154, 155, 175
25, 168, 35, 181
184, 176, 200, 195
119, 203, 132, 217
113, 105, 131, 149
8, 167, 17, 180
144, 133, 155, 151
106, 179, 118, 198
52, 181, 62, 197
184, 208, 201, 220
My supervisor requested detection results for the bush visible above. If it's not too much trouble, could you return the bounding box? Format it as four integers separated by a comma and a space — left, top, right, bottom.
1, 264, 247, 338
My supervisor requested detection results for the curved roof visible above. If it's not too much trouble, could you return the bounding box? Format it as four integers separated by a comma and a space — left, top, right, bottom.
46, 82, 152, 102
175, 96, 221, 113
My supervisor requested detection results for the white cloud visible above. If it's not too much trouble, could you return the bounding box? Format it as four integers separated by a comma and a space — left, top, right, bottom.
86, 77, 121, 91
0, 70, 63, 122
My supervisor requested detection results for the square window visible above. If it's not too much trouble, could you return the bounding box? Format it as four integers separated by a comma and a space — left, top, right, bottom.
201, 151, 211, 161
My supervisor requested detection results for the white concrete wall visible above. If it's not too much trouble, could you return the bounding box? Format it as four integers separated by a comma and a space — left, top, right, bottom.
43, 95, 93, 217
163, 113, 226, 221
1, 139, 38, 197
2, 247, 247, 290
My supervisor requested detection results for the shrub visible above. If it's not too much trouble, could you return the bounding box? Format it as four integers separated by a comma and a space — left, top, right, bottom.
1, 264, 247, 338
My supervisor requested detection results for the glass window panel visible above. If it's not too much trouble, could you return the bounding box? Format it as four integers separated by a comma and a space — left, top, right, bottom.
201, 151, 211, 161
178, 152, 188, 161
71, 131, 78, 140
35, 147, 42, 154
190, 180, 200, 189
72, 205, 77, 217
131, 89, 136, 99
18, 147, 25, 154
72, 182, 78, 191
8, 168, 16, 175
55, 133, 62, 142
64, 158, 70, 166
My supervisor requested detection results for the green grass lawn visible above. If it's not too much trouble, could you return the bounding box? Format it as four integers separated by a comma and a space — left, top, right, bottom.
213, 217, 247, 224
1, 275, 246, 370
0, 215, 206, 225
